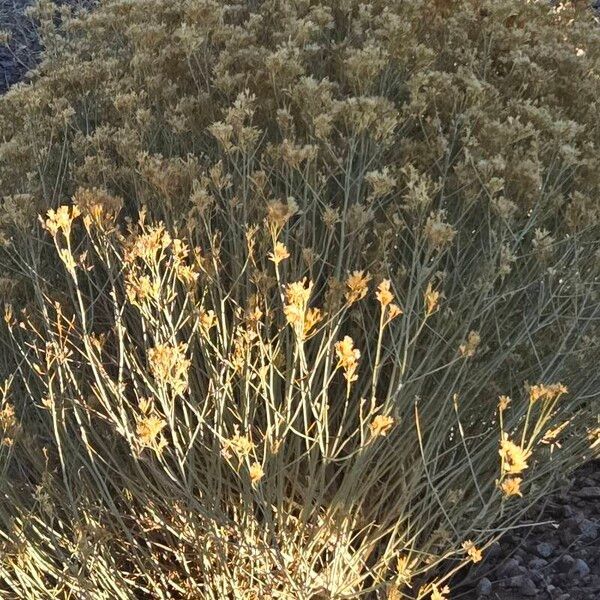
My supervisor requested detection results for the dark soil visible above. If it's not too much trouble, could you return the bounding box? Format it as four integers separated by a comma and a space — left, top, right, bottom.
455, 461, 600, 600
0, 0, 40, 93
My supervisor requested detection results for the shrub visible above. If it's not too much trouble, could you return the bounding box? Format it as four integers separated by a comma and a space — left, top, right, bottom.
0, 0, 599, 598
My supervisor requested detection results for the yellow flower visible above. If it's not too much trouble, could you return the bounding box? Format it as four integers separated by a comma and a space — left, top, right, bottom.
528, 383, 568, 404
44, 205, 81, 237
424, 283, 441, 315
462, 540, 483, 563
249, 462, 264, 485
199, 309, 217, 335
376, 279, 394, 307
335, 336, 360, 382
369, 414, 394, 438
148, 342, 190, 395
498, 395, 511, 412
500, 477, 523, 498
430, 583, 450, 600
387, 303, 403, 321
303, 307, 323, 338
268, 242, 290, 265
222, 434, 254, 460
396, 555, 414, 585
345, 270, 371, 304
137, 415, 167, 447
284, 279, 321, 340
499, 436, 531, 475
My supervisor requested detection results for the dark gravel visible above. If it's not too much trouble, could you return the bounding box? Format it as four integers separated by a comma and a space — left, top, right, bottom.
456, 461, 600, 600
0, 0, 40, 93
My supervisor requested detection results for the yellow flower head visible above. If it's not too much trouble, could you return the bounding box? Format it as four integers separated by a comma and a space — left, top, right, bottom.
345, 270, 371, 304
500, 477, 523, 498
499, 436, 531, 475
369, 414, 395, 438
45, 205, 81, 237
376, 279, 394, 307
335, 336, 360, 382
528, 382, 568, 404
137, 415, 167, 447
148, 342, 190, 395
462, 540, 483, 563
424, 283, 441, 315
269, 241, 290, 265
249, 462, 264, 485
498, 395, 511, 412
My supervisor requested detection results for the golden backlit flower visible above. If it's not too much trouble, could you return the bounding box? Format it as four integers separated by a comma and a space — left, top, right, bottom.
44, 205, 81, 237
199, 309, 217, 335
396, 555, 414, 585
499, 436, 531, 475
430, 583, 450, 600
376, 279, 394, 307
148, 342, 190, 395
369, 414, 394, 438
498, 395, 511, 412
269, 241, 290, 265
284, 279, 317, 339
222, 434, 254, 460
335, 336, 360, 382
387, 304, 403, 321
462, 540, 483, 563
124, 225, 172, 264
249, 462, 264, 485
345, 270, 371, 304
126, 273, 160, 307
137, 414, 167, 447
528, 383, 568, 404
303, 307, 323, 338
424, 283, 441, 315
500, 477, 523, 498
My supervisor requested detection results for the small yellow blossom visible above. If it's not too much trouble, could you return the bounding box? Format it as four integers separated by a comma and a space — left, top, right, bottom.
303, 307, 323, 338
396, 555, 414, 585
388, 304, 403, 321
148, 342, 190, 395
376, 279, 394, 307
44, 205, 81, 237
335, 336, 360, 382
269, 242, 290, 265
500, 477, 523, 498
369, 414, 394, 438
424, 283, 441, 315
249, 462, 264, 485
499, 436, 531, 475
199, 309, 217, 335
498, 395, 511, 412
528, 383, 568, 404
345, 270, 371, 304
462, 540, 483, 563
222, 434, 254, 460
137, 415, 167, 447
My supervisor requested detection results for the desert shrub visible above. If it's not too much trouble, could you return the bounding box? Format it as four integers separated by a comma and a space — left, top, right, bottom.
0, 0, 599, 598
